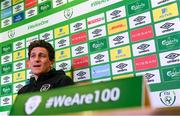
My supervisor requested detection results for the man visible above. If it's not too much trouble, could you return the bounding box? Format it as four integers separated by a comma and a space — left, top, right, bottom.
18, 40, 74, 94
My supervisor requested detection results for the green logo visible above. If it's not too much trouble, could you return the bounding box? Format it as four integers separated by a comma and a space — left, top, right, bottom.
1, 44, 12, 54
89, 38, 108, 52
38, 1, 52, 13
162, 65, 180, 82
1, 85, 12, 95
127, 0, 149, 15
158, 34, 180, 51
1, 64, 13, 74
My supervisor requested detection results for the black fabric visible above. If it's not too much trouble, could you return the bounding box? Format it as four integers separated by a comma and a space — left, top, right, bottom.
18, 69, 74, 94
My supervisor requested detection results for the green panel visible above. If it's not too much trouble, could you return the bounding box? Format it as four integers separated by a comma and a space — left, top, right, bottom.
89, 38, 108, 53
157, 33, 180, 52
10, 77, 143, 115
127, 0, 149, 15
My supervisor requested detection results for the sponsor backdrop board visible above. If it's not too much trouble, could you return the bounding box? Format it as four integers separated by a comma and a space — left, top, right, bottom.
0, 0, 180, 114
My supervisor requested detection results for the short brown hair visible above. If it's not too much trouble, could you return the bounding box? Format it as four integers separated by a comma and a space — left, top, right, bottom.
28, 40, 55, 61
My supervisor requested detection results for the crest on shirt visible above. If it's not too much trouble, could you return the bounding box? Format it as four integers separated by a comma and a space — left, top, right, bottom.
40, 84, 51, 92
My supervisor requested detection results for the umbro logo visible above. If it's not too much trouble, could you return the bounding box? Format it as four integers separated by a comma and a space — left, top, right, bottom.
27, 9, 35, 16
75, 46, 84, 55
116, 63, 127, 72
3, 76, 10, 83
134, 16, 146, 22
59, 63, 68, 70
55, 0, 63, 5
14, 4, 22, 11
16, 62, 23, 69
161, 22, 174, 33
137, 44, 150, 53
3, 97, 10, 104
165, 53, 180, 63
73, 23, 82, 31
3, 56, 10, 62
137, 44, 150, 50
58, 39, 66, 47
133, 16, 146, 26
3, 19, 10, 26
16, 84, 23, 89
165, 53, 180, 60
144, 73, 155, 82
77, 71, 86, 79
75, 46, 84, 51
110, 10, 121, 19
42, 33, 50, 40
92, 29, 102, 37
16, 42, 23, 49
161, 23, 174, 29
113, 36, 124, 45
3, 1, 10, 8
94, 54, 104, 63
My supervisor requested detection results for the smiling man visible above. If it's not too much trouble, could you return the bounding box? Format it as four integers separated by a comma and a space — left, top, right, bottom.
18, 40, 74, 94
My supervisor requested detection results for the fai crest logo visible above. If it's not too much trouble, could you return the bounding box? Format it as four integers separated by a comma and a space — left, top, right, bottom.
64, 8, 73, 19
40, 84, 51, 92
25, 96, 42, 115
159, 90, 176, 106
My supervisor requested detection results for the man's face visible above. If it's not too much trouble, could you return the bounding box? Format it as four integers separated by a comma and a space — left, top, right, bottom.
27, 47, 54, 76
